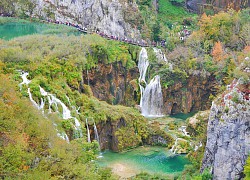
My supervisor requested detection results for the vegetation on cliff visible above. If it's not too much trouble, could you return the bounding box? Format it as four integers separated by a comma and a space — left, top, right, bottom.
0, 73, 116, 179
0, 2, 250, 179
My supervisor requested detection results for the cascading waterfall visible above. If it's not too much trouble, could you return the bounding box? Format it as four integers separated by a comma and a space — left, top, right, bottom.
171, 138, 188, 154
19, 71, 83, 141
141, 75, 163, 117
39, 86, 83, 138
138, 48, 164, 117
85, 118, 91, 143
138, 48, 149, 107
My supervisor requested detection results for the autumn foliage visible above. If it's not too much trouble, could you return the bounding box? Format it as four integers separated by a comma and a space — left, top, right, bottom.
211, 41, 226, 61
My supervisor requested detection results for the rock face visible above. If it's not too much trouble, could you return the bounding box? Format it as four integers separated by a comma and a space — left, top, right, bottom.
34, 0, 140, 38
84, 63, 219, 114
201, 79, 250, 179
163, 74, 218, 114
83, 61, 139, 106
89, 118, 173, 152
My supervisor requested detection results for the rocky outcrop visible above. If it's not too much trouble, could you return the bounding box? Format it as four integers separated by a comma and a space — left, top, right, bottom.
83, 61, 139, 106
89, 117, 173, 152
84, 63, 219, 114
34, 0, 141, 38
201, 79, 250, 179
163, 74, 219, 114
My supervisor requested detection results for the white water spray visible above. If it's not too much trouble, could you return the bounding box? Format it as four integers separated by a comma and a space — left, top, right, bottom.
141, 75, 163, 117
93, 121, 100, 144
138, 48, 164, 117
19, 71, 83, 141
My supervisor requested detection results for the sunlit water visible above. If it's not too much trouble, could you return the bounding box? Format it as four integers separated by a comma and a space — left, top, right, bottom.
97, 146, 189, 178
0, 21, 80, 40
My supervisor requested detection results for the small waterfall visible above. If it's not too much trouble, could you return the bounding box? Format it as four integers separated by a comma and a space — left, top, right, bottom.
57, 132, 70, 143
93, 121, 100, 145
171, 138, 179, 154
194, 142, 202, 151
138, 48, 164, 117
171, 138, 188, 154
85, 118, 91, 143
19, 72, 31, 89
178, 126, 190, 137
66, 95, 72, 106
28, 88, 40, 109
153, 48, 168, 63
39, 87, 83, 138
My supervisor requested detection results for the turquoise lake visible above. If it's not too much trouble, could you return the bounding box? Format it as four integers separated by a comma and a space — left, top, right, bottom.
0, 21, 80, 40
97, 146, 189, 178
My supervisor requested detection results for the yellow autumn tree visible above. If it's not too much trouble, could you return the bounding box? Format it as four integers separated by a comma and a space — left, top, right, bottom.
211, 41, 224, 62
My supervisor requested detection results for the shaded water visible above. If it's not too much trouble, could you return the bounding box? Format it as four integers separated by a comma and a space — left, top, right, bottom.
0, 21, 80, 40
97, 146, 189, 177
170, 111, 197, 120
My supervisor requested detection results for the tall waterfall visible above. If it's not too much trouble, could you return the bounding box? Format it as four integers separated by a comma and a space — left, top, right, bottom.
138, 48, 164, 117
141, 75, 163, 117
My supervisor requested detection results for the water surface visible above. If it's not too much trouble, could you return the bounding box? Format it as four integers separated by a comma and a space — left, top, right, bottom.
97, 146, 189, 178
0, 21, 80, 40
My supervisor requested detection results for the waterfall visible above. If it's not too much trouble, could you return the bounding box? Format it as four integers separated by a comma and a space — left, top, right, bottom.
19, 71, 83, 141
39, 86, 83, 138
138, 48, 149, 84
28, 88, 40, 109
93, 121, 100, 145
138, 48, 164, 117
153, 48, 168, 63
85, 118, 91, 143
178, 126, 190, 137
194, 142, 202, 151
141, 75, 163, 117
138, 48, 149, 107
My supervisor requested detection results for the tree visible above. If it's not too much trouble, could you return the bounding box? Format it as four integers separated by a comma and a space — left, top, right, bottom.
0, 0, 17, 15
211, 41, 224, 61
18, 0, 36, 20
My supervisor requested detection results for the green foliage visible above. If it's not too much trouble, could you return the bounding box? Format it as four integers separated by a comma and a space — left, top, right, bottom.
244, 156, 250, 179
158, 0, 195, 23
132, 171, 174, 179
0, 74, 116, 179
193, 169, 212, 180
232, 92, 240, 103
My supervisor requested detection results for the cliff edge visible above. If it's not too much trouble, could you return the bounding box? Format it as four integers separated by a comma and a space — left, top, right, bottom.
201, 59, 250, 179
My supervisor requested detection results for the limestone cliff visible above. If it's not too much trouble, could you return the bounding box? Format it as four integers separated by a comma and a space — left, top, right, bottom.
201, 79, 250, 179
83, 61, 139, 106
163, 74, 218, 114
34, 0, 141, 38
